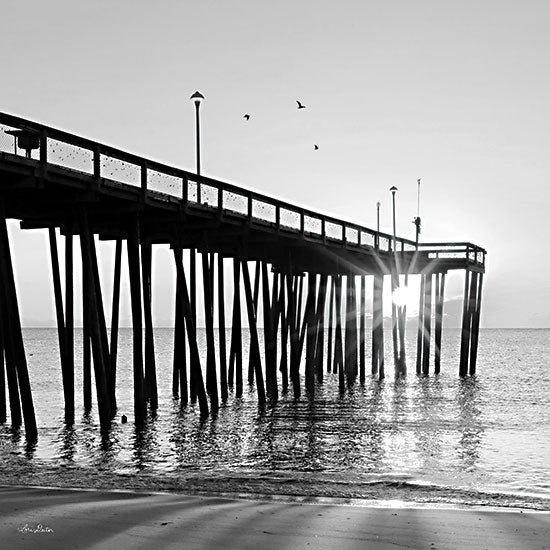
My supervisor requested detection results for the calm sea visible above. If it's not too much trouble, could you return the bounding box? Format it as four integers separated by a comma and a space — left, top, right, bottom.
1, 328, 549, 510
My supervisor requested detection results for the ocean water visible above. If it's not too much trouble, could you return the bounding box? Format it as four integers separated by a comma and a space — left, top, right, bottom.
1, 328, 549, 510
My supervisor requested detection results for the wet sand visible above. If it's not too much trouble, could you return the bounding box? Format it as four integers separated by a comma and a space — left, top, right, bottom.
1, 486, 548, 549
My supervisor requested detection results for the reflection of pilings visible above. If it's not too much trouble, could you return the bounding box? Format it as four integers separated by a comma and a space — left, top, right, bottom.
327, 276, 334, 374
172, 248, 187, 403
422, 272, 433, 375
242, 260, 266, 405
304, 272, 317, 395
109, 239, 122, 409
416, 274, 425, 375
314, 274, 327, 383
141, 240, 157, 411
344, 272, 358, 386
48, 227, 73, 424
127, 217, 146, 425
218, 254, 228, 402
228, 257, 243, 397
78, 207, 110, 430
359, 275, 366, 385
202, 252, 218, 414
173, 248, 209, 418
434, 273, 446, 374
371, 274, 384, 379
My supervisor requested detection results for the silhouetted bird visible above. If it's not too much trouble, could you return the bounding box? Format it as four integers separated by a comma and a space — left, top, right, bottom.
314, 144, 319, 150
296, 100, 306, 109
243, 114, 250, 120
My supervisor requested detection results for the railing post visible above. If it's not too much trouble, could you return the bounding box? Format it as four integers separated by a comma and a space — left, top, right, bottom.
218, 185, 223, 215
321, 219, 326, 244
300, 210, 305, 236
247, 193, 253, 222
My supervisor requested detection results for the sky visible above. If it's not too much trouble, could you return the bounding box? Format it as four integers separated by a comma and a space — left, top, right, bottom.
1, 0, 549, 328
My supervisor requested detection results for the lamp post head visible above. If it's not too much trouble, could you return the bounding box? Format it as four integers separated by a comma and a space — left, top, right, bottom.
376, 201, 381, 209
190, 91, 205, 106
389, 186, 398, 195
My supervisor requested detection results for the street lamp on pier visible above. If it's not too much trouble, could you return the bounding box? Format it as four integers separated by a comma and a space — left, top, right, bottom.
190, 91, 204, 203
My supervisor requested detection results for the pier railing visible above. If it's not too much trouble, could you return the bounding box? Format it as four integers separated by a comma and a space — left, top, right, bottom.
0, 112, 485, 268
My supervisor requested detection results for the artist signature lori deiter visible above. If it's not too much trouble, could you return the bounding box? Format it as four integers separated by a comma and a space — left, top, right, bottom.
17, 523, 54, 534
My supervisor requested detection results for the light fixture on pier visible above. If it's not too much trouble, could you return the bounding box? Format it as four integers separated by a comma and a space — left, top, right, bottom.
389, 186, 398, 251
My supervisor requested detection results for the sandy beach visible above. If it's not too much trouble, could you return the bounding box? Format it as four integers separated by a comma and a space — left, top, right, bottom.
1, 485, 548, 550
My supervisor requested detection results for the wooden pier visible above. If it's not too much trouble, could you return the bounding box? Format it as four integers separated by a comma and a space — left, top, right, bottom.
0, 112, 486, 441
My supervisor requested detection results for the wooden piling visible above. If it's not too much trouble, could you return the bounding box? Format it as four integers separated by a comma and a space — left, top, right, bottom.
262, 262, 278, 401
390, 271, 399, 373
141, 240, 157, 410
344, 273, 358, 386
434, 273, 446, 374
218, 253, 228, 402
359, 275, 366, 385
286, 272, 301, 398
201, 252, 219, 414
314, 273, 327, 383
173, 248, 209, 418
416, 274, 425, 375
172, 248, 188, 403
109, 239, 122, 407
0, 207, 37, 439
78, 207, 111, 430
48, 227, 73, 424
82, 259, 92, 412
229, 257, 243, 397
304, 272, 317, 396
422, 272, 433, 376
327, 276, 334, 374
371, 273, 385, 380
469, 273, 483, 375
247, 261, 261, 385
65, 232, 75, 422
0, 302, 5, 424
242, 260, 266, 405
334, 274, 345, 392
189, 248, 197, 403
459, 270, 472, 377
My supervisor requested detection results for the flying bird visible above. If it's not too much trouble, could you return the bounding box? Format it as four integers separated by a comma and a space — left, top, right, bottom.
243, 114, 250, 120
296, 100, 306, 109
314, 144, 319, 150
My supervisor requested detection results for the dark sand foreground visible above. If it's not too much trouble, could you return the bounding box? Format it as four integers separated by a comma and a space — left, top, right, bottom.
1, 486, 548, 549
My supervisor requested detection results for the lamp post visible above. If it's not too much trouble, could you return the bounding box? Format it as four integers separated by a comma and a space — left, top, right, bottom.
190, 91, 204, 203
376, 201, 381, 249
389, 186, 397, 251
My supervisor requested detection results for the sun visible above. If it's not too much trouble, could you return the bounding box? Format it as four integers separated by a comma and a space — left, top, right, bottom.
392, 285, 415, 308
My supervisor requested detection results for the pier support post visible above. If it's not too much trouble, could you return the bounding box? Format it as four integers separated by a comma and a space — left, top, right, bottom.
172, 248, 209, 418
416, 274, 425, 375
229, 257, 243, 397
189, 248, 197, 403
78, 207, 111, 430
327, 276, 334, 374
202, 252, 219, 414
459, 270, 476, 377
434, 273, 446, 374
469, 273, 483, 375
344, 272, 358, 386
48, 227, 73, 425
287, 272, 301, 398
65, 232, 75, 422
82, 257, 92, 412
126, 218, 146, 425
334, 274, 345, 392
218, 253, 228, 402
279, 273, 289, 392
314, 273, 327, 383
371, 273, 385, 379
172, 248, 188, 403
247, 261, 261, 386
304, 272, 317, 396
0, 210, 36, 439
359, 275, 366, 385
109, 239, 122, 408
141, 240, 157, 411
242, 260, 266, 405
422, 272, 433, 375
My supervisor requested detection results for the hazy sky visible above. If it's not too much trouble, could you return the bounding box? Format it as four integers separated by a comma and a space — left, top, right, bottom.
1, 0, 549, 327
